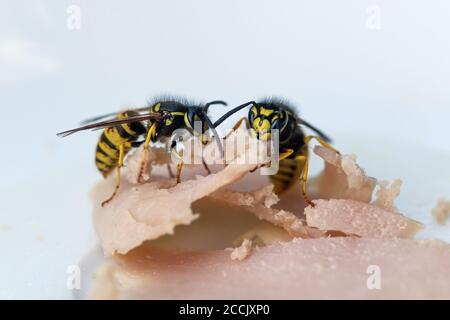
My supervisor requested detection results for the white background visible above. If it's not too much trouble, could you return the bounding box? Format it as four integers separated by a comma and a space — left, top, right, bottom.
0, 0, 449, 299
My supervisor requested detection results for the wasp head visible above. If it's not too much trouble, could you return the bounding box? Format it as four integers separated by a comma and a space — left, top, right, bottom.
248, 105, 287, 141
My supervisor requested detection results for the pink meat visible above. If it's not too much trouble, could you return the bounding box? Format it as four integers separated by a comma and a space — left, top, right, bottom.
92, 237, 450, 299
305, 199, 423, 238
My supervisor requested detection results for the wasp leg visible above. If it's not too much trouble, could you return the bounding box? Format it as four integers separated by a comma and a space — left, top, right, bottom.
138, 123, 157, 183
223, 117, 251, 140
200, 133, 210, 145
171, 147, 184, 184
253, 148, 294, 173
279, 148, 294, 161
304, 135, 339, 154
102, 143, 125, 207
220, 117, 251, 168
232, 117, 251, 131
176, 162, 184, 184
199, 135, 212, 174
299, 135, 339, 207
295, 154, 315, 207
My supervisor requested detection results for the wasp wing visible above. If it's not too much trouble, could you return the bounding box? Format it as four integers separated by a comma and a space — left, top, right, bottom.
80, 107, 153, 125
57, 113, 161, 138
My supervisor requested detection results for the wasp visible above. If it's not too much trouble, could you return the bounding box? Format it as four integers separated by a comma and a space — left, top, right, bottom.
57, 98, 226, 206
213, 98, 337, 207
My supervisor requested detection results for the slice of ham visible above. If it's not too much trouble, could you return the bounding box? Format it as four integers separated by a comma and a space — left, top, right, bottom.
372, 179, 403, 211
307, 146, 423, 238
88, 129, 447, 299
91, 238, 450, 299
92, 129, 271, 255
305, 199, 423, 238
210, 186, 329, 239
311, 146, 376, 203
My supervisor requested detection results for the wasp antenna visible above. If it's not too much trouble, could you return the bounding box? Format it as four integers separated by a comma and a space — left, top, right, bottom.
299, 118, 333, 143
203, 100, 227, 113
201, 111, 224, 157
206, 100, 227, 106
213, 101, 257, 128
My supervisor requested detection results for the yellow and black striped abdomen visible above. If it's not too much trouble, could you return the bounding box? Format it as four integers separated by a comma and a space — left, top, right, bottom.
95, 111, 147, 178
270, 148, 308, 194
95, 127, 133, 177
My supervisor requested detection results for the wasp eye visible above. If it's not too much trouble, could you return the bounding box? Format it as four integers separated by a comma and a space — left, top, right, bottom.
249, 106, 258, 124
271, 119, 279, 130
